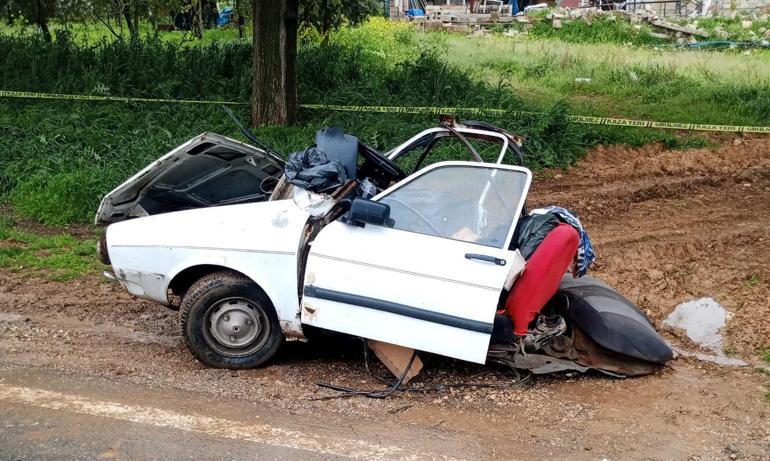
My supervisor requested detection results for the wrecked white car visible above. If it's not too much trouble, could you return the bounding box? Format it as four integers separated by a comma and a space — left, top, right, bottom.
96, 119, 672, 377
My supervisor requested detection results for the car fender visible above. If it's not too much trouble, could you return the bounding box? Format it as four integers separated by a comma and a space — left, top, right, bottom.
106, 200, 310, 338
164, 254, 291, 326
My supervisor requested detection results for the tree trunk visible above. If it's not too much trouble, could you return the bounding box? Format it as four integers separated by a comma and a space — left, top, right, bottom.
321, 0, 331, 37
123, 0, 139, 40
149, 4, 157, 31
123, 10, 136, 39
193, 0, 203, 39
251, 0, 298, 127
235, 0, 244, 39
33, 0, 52, 42
114, 0, 124, 36
38, 18, 52, 42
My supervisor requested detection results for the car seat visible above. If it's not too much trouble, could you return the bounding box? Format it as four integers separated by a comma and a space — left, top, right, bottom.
315, 127, 359, 181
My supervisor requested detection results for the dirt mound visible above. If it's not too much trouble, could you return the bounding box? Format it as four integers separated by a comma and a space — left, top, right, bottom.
0, 272, 177, 337
530, 136, 770, 356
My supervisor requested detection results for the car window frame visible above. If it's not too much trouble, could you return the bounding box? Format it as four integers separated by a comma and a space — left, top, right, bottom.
386, 128, 511, 166
372, 161, 532, 250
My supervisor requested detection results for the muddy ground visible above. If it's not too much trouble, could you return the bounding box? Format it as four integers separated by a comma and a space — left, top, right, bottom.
1, 136, 769, 459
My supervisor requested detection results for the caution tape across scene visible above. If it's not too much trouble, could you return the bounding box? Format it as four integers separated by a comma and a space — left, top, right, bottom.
2, 90, 769, 134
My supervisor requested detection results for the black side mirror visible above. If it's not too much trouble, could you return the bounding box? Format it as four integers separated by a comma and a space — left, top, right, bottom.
342, 197, 394, 228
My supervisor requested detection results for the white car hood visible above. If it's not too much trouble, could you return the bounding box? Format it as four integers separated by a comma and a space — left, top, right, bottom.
95, 133, 284, 225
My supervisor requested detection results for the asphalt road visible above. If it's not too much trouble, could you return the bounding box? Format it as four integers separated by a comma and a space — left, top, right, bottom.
0, 366, 470, 460
1, 401, 334, 461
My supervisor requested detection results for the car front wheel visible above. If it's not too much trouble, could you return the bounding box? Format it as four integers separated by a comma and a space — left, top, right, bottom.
180, 271, 283, 369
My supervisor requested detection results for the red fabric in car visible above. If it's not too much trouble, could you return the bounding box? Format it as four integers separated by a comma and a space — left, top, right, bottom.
505, 223, 580, 336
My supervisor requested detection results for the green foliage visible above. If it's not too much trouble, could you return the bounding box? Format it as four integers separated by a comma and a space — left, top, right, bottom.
708, 84, 770, 120
0, 217, 100, 280
0, 0, 56, 39
499, 10, 770, 45
445, 34, 770, 127
523, 13, 669, 46
11, 171, 106, 226
694, 15, 770, 41
300, 0, 379, 35
0, 32, 252, 100
1, 19, 768, 226
3, 0, 382, 43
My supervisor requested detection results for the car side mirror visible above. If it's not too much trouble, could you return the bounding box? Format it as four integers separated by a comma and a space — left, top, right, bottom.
342, 197, 394, 228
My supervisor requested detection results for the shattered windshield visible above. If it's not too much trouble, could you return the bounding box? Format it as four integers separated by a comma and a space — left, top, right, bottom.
379, 165, 528, 248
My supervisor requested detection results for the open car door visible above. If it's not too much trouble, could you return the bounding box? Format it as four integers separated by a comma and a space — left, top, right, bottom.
301, 162, 531, 363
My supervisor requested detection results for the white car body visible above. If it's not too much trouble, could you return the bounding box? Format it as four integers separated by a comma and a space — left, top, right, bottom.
100, 126, 531, 363
106, 200, 310, 337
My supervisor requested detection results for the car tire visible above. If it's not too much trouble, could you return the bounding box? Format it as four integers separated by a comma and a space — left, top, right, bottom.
180, 271, 283, 369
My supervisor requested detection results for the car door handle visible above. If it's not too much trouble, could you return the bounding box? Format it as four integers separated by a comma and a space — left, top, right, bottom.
465, 253, 506, 266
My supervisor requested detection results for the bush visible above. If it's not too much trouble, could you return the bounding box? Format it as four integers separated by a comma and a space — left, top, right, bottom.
0, 22, 596, 225
11, 171, 104, 226
708, 84, 770, 121
522, 13, 669, 45
0, 32, 253, 101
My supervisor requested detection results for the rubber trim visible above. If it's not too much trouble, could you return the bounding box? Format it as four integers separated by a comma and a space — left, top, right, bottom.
304, 285, 493, 334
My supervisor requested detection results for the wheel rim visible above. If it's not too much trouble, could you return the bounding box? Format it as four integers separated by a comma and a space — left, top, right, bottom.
203, 297, 270, 358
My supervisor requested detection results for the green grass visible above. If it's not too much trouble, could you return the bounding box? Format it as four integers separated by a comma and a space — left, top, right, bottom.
0, 20, 590, 225
445, 36, 770, 125
0, 17, 251, 46
515, 10, 770, 44
0, 99, 590, 225
0, 217, 100, 281
7, 10, 767, 47
0, 33, 253, 101
684, 16, 770, 41
515, 11, 669, 45
1, 18, 769, 227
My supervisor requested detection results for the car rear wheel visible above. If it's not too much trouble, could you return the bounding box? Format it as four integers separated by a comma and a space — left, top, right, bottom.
180, 271, 283, 369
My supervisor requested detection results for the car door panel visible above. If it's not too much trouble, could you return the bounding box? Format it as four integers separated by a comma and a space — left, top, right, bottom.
301, 162, 531, 364
303, 222, 516, 363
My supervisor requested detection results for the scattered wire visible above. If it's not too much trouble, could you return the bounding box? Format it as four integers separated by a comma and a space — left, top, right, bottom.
309, 339, 533, 401
311, 348, 418, 401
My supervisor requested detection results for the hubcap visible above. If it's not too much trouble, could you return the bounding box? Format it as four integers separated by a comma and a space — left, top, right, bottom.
204, 298, 269, 357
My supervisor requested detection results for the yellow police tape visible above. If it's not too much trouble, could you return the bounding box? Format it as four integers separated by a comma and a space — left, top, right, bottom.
2, 90, 769, 134
0, 90, 244, 106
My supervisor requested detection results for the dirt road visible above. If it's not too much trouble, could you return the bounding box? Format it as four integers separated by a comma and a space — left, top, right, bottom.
1, 137, 769, 460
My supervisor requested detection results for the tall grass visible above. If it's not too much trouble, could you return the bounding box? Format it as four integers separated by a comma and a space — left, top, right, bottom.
1, 18, 765, 225
0, 216, 99, 280
445, 36, 770, 125
521, 12, 668, 45
0, 32, 252, 100
0, 23, 589, 225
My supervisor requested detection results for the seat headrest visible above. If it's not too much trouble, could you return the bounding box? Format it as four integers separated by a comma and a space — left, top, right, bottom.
315, 127, 359, 180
